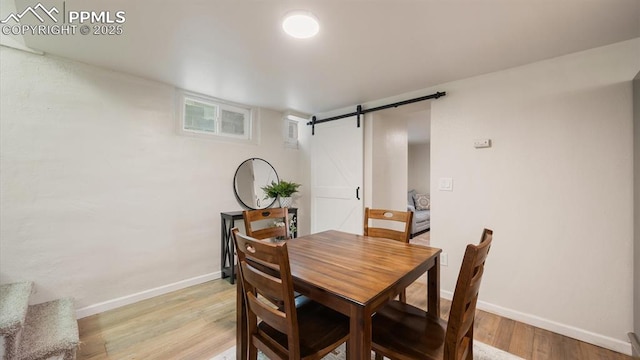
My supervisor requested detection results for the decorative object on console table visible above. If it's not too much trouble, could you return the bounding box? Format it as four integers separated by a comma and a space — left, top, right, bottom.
279, 196, 293, 208
233, 158, 279, 210
219, 208, 298, 284
261, 180, 301, 208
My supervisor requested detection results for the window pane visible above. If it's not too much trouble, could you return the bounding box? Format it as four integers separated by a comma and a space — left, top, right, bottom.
184, 99, 217, 133
220, 109, 246, 135
288, 121, 298, 139
178, 90, 253, 142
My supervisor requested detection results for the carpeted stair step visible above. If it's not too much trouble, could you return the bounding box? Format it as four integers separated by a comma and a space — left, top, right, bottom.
0, 281, 34, 360
17, 298, 79, 360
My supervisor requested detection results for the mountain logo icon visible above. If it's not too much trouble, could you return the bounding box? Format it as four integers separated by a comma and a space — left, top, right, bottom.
1, 3, 59, 24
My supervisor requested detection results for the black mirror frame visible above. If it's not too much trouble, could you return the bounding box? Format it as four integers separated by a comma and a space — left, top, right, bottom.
233, 158, 279, 210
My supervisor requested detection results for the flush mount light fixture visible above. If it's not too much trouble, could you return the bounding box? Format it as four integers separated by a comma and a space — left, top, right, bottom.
282, 11, 319, 39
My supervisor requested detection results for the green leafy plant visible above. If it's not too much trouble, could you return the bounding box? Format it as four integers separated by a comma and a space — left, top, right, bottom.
261, 180, 301, 199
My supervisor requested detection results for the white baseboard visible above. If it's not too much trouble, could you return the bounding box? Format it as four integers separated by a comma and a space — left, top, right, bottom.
440, 290, 632, 356
76, 272, 221, 319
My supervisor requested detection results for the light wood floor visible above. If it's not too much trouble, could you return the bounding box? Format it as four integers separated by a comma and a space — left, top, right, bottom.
77, 232, 632, 360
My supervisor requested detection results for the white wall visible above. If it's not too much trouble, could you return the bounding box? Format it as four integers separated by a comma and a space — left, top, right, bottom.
408, 142, 430, 195
368, 112, 408, 212
0, 47, 308, 314
364, 114, 374, 209
429, 38, 639, 353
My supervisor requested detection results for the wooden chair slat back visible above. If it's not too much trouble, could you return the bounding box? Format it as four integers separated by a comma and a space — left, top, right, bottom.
232, 228, 299, 346
243, 208, 290, 240
479, 228, 493, 247
366, 228, 407, 243
363, 207, 413, 243
247, 295, 289, 334
444, 228, 493, 360
242, 264, 286, 308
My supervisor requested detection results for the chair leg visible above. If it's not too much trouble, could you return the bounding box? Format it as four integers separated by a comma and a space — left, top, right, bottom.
248, 344, 258, 360
374, 352, 384, 360
465, 326, 474, 360
399, 290, 407, 303
345, 340, 351, 360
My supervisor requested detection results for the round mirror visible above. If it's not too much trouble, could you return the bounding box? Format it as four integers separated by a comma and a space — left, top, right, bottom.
233, 158, 279, 210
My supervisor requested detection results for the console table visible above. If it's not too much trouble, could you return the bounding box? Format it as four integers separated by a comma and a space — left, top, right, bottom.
220, 208, 298, 284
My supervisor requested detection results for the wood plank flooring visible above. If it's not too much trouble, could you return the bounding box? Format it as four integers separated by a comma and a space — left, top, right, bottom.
78, 280, 237, 359
77, 232, 632, 359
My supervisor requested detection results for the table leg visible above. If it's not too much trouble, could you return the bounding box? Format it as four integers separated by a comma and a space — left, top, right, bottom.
221, 216, 236, 284
427, 254, 441, 319
236, 280, 247, 360
228, 224, 235, 284
348, 306, 370, 359
221, 215, 227, 281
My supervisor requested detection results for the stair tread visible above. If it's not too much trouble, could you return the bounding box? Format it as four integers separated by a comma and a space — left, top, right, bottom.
0, 281, 33, 335
18, 298, 79, 360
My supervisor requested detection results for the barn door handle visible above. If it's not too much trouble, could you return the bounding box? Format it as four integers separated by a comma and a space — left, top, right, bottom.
356, 187, 360, 200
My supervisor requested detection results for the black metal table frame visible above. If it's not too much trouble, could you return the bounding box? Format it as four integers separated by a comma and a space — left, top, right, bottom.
220, 208, 298, 284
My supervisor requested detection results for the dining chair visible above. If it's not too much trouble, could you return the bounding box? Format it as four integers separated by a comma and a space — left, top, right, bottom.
243, 207, 307, 306
372, 228, 494, 360
243, 207, 290, 240
232, 228, 350, 360
364, 207, 413, 302
364, 207, 413, 243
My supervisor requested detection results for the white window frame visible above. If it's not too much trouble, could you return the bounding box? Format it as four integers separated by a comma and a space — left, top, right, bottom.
176, 89, 256, 143
283, 112, 308, 149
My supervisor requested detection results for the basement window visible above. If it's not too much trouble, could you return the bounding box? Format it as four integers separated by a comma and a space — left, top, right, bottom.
177, 90, 253, 142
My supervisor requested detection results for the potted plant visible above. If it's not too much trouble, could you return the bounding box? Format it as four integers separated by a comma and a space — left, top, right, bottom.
261, 180, 301, 208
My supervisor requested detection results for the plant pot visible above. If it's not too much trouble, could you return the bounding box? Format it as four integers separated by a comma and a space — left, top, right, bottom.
279, 196, 293, 208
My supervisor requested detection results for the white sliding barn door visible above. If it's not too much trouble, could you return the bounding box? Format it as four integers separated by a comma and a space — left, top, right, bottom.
310, 117, 364, 234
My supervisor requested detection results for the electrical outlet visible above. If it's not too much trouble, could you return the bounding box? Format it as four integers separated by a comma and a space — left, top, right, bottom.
441, 253, 448, 266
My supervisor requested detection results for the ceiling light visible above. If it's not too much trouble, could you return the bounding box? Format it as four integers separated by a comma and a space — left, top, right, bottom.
282, 11, 319, 39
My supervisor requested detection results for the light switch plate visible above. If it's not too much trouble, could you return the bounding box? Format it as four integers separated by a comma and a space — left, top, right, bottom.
438, 177, 453, 191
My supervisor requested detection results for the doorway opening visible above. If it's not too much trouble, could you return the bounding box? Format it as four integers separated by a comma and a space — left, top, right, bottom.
364, 101, 431, 244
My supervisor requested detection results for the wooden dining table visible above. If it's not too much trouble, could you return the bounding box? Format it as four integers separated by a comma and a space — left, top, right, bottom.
236, 229, 442, 359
